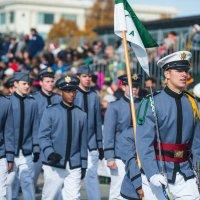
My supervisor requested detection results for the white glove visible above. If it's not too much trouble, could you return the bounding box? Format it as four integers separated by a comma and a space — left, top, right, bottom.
149, 174, 167, 187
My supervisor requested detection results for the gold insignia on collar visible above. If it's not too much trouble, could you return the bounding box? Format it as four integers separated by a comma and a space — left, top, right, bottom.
65, 76, 71, 83
132, 74, 138, 80
180, 52, 187, 60
47, 67, 52, 73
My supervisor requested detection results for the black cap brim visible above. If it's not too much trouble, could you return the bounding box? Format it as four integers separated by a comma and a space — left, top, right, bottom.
163, 60, 190, 71
39, 73, 54, 80
60, 85, 78, 91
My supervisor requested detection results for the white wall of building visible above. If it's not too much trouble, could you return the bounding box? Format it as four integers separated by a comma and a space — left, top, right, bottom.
0, 0, 178, 37
0, 0, 92, 37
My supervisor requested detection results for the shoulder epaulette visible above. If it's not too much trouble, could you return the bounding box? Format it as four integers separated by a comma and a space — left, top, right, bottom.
31, 91, 39, 96
46, 103, 58, 108
74, 105, 85, 112
5, 95, 10, 99
90, 88, 97, 94
109, 99, 119, 104
0, 94, 10, 99
52, 92, 57, 96
27, 94, 35, 99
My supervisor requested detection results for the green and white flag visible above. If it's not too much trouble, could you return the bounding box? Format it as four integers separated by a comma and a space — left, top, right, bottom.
114, 0, 158, 75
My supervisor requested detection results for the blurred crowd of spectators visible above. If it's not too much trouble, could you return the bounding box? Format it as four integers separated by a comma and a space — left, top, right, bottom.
0, 25, 200, 111
0, 28, 129, 98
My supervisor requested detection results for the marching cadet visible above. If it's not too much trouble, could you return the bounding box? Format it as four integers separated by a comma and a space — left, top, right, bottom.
7, 72, 39, 200
74, 65, 103, 200
0, 94, 14, 200
5, 77, 19, 200
118, 127, 143, 200
4, 77, 18, 200
136, 51, 200, 199
103, 74, 142, 200
38, 75, 88, 200
33, 67, 61, 186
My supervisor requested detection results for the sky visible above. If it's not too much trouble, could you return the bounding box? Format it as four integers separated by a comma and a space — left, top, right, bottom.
133, 0, 200, 16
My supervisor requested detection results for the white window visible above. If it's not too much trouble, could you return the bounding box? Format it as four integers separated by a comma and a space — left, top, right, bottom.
61, 14, 77, 22
0, 12, 6, 25
38, 12, 54, 24
10, 11, 15, 23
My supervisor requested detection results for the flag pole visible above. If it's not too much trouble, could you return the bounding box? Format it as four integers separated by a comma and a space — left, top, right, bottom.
121, 31, 137, 136
121, 29, 144, 200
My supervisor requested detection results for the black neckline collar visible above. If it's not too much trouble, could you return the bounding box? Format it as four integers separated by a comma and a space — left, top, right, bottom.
77, 86, 90, 94
123, 95, 142, 103
40, 90, 53, 98
123, 95, 130, 103
60, 101, 74, 110
164, 86, 183, 99
14, 92, 26, 100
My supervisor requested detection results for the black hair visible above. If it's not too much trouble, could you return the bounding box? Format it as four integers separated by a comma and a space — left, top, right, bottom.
168, 31, 177, 36
30, 28, 37, 34
145, 77, 156, 84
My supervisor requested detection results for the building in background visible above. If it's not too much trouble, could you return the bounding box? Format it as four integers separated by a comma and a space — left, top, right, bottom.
132, 4, 178, 21
0, 0, 177, 37
0, 0, 93, 37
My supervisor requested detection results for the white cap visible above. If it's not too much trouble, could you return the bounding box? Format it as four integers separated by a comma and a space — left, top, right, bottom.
157, 51, 192, 70
193, 83, 200, 98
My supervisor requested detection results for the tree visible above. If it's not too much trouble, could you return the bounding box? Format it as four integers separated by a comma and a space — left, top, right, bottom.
47, 0, 114, 46
48, 18, 83, 42
85, 0, 114, 36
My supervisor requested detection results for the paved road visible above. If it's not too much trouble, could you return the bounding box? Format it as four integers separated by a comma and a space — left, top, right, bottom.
20, 174, 110, 200
34, 184, 110, 200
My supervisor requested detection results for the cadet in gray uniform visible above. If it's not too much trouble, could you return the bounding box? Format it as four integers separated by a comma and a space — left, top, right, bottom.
39, 75, 88, 200
136, 51, 200, 199
4, 78, 19, 200
103, 74, 142, 200
0, 94, 14, 200
7, 72, 39, 200
118, 127, 143, 200
74, 65, 103, 200
33, 67, 61, 186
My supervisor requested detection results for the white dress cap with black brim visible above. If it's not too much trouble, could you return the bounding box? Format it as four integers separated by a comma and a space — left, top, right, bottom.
157, 51, 192, 71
